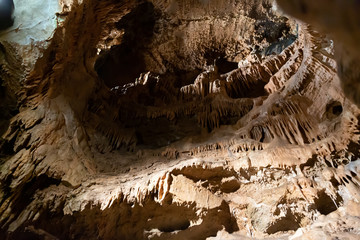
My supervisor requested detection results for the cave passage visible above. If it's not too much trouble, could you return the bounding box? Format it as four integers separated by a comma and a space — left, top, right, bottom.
95, 2, 157, 89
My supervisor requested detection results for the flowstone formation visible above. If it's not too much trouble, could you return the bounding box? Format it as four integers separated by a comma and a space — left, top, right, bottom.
0, 0, 360, 239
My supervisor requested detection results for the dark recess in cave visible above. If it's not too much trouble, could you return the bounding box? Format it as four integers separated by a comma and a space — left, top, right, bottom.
172, 69, 203, 88
204, 50, 239, 74
134, 116, 201, 148
226, 80, 268, 99
94, 2, 157, 89
1, 175, 61, 239
314, 190, 342, 215
0, 75, 18, 158
325, 101, 343, 120
266, 209, 301, 234
0, 0, 14, 30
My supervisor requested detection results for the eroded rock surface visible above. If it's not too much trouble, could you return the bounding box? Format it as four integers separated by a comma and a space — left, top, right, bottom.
277, 0, 360, 107
0, 0, 360, 239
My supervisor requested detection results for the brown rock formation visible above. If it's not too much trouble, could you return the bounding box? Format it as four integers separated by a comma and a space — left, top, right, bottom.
277, 0, 360, 107
0, 0, 360, 239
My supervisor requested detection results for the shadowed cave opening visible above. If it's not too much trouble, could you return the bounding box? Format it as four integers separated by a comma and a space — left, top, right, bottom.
94, 1, 241, 91
1, 174, 61, 240
204, 50, 239, 74
266, 210, 301, 234
92, 1, 282, 150
0, 77, 18, 157
0, 0, 14, 30
94, 2, 157, 89
326, 100, 343, 120
134, 116, 202, 148
94, 3, 242, 91
314, 190, 342, 215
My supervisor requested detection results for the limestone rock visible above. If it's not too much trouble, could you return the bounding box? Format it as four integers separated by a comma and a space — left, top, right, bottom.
0, 0, 360, 239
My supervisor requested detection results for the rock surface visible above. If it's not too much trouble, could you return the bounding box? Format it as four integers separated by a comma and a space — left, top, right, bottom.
0, 0, 360, 239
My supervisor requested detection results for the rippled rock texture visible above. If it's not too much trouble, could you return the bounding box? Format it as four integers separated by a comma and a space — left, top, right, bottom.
0, 0, 360, 239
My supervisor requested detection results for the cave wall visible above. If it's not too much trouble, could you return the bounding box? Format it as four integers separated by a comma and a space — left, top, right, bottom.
0, 0, 360, 239
277, 0, 360, 107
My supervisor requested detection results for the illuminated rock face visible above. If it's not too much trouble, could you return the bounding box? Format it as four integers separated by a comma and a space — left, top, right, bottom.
0, 0, 60, 44
0, 0, 360, 239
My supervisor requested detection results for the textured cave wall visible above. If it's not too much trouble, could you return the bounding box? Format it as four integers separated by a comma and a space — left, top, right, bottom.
0, 0, 360, 239
277, 0, 360, 107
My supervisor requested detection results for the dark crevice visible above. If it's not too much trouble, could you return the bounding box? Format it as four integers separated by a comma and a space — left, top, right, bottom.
314, 190, 342, 215
203, 51, 238, 74
172, 69, 203, 88
325, 101, 343, 120
2, 175, 61, 232
172, 166, 237, 182
0, 75, 19, 157
330, 176, 340, 188
158, 219, 190, 232
226, 80, 268, 99
297, 121, 310, 144
300, 155, 317, 170
347, 141, 360, 161
95, 2, 158, 88
266, 209, 301, 234
0, 0, 14, 30
135, 116, 201, 148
